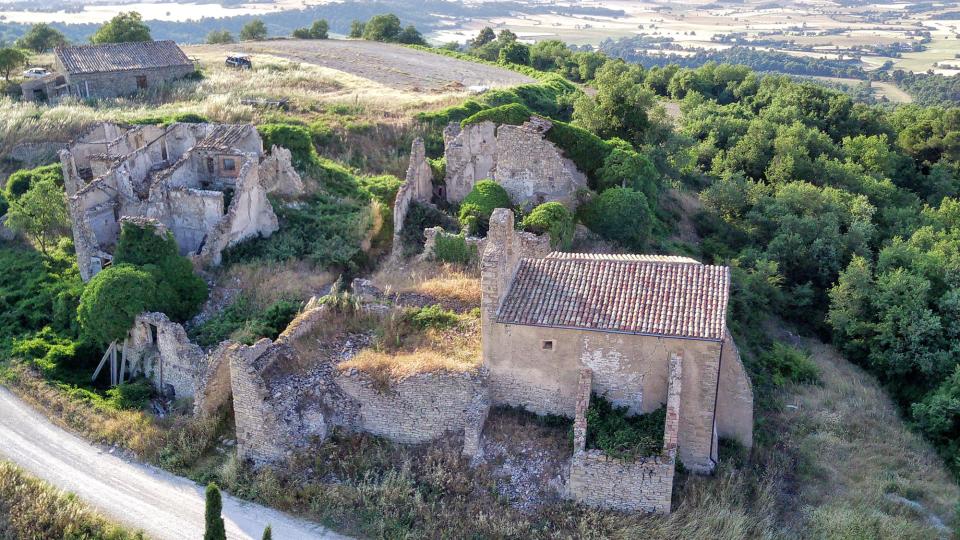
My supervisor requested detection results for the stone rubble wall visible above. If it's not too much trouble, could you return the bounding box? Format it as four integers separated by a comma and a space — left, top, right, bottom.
333, 368, 488, 445
60, 64, 197, 101
443, 118, 587, 209
128, 312, 205, 401
420, 226, 486, 265
567, 354, 683, 514
391, 138, 434, 257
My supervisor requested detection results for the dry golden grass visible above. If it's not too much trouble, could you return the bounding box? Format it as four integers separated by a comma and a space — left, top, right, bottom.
372, 259, 481, 306
338, 310, 481, 386
223, 260, 335, 309
0, 461, 143, 539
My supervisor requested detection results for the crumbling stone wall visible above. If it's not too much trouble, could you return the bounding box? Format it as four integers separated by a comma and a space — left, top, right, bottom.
334, 369, 488, 445
128, 312, 205, 401
391, 138, 434, 256
228, 340, 296, 464
443, 118, 587, 209
567, 355, 682, 513
420, 226, 486, 264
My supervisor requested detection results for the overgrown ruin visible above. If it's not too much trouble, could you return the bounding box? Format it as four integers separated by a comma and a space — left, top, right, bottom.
60, 121, 303, 281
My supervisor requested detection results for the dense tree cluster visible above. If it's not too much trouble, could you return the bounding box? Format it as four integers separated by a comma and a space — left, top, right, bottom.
90, 12, 151, 44
348, 14, 426, 46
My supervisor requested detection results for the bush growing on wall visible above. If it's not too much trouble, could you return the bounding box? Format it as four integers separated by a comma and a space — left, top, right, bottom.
257, 123, 316, 168
578, 187, 653, 250
461, 103, 533, 128
112, 221, 208, 323
77, 265, 157, 345
586, 394, 666, 460
520, 202, 574, 250
458, 180, 512, 235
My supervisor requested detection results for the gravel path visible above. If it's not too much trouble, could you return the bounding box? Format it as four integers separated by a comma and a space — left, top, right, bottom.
229, 39, 535, 90
0, 385, 348, 540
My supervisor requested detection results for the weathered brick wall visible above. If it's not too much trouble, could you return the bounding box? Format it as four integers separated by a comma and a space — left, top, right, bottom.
229, 340, 297, 464
716, 330, 754, 448
334, 369, 488, 444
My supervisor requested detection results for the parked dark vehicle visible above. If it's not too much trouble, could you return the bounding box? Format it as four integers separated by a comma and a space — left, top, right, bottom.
225, 54, 252, 69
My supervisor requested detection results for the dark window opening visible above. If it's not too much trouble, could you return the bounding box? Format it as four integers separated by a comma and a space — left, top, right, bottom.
206, 157, 215, 174
222, 157, 236, 172
542, 340, 554, 351
136, 75, 148, 89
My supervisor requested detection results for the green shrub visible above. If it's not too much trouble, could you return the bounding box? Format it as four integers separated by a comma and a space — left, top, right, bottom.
586, 393, 665, 460
434, 232, 477, 264
258, 123, 316, 168
104, 380, 152, 410
77, 265, 157, 345
544, 121, 613, 181
757, 343, 819, 387
400, 201, 458, 255
520, 202, 574, 250
243, 300, 300, 343
10, 327, 80, 374
428, 157, 446, 184
205, 483, 226, 540
458, 180, 512, 235
461, 103, 532, 128
0, 191, 7, 216
308, 119, 335, 148
404, 304, 459, 330
130, 112, 209, 126
597, 146, 658, 198
222, 192, 373, 270
358, 174, 403, 205
113, 221, 208, 322
578, 187, 653, 250
5, 163, 62, 201
498, 41, 531, 66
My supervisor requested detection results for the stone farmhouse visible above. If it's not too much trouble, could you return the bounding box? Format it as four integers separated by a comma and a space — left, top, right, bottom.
481, 209, 753, 511
22, 40, 196, 103
60, 121, 303, 281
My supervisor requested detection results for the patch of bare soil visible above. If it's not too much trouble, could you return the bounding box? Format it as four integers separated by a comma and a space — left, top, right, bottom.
229, 39, 535, 91
473, 407, 573, 512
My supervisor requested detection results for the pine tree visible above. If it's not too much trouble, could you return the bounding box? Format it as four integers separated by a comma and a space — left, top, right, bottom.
204, 483, 226, 540
262, 524, 273, 540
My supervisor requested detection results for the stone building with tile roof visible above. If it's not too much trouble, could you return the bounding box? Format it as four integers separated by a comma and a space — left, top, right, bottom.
480, 209, 753, 491
24, 40, 195, 102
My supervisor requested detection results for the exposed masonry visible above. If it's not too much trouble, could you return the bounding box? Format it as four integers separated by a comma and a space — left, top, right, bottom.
391, 116, 587, 257
443, 117, 587, 208
567, 354, 683, 514
60, 122, 303, 281
420, 226, 486, 264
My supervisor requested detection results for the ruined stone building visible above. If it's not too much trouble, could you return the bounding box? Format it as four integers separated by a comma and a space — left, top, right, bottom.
60, 121, 303, 281
392, 114, 587, 254
22, 40, 196, 103
443, 117, 587, 208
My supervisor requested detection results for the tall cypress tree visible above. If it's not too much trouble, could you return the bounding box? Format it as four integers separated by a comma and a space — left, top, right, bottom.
204, 483, 226, 540
262, 524, 273, 540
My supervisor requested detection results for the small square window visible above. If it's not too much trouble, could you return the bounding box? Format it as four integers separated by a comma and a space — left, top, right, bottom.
542, 340, 554, 351
222, 157, 236, 172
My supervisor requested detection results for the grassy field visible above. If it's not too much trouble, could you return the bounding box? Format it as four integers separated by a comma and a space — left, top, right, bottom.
0, 460, 144, 539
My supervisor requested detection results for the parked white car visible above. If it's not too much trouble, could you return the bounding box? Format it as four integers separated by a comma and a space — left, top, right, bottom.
22, 67, 50, 79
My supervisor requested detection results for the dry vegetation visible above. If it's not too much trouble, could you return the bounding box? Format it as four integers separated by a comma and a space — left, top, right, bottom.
338, 310, 481, 385
0, 460, 143, 539
220, 260, 336, 310
371, 258, 482, 306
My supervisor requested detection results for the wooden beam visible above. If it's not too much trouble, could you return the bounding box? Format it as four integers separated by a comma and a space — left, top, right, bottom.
119, 338, 128, 384
91, 341, 114, 382
110, 343, 117, 386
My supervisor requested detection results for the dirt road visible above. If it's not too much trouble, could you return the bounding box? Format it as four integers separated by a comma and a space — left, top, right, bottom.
215, 39, 535, 91
0, 386, 346, 540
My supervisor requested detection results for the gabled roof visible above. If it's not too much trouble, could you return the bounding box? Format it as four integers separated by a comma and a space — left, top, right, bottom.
55, 40, 192, 74
497, 254, 730, 341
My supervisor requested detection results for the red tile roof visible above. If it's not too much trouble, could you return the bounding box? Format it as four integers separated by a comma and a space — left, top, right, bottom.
498, 255, 730, 341
56, 40, 192, 74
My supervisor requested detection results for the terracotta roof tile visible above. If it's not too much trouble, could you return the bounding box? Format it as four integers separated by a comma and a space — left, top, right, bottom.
497, 255, 730, 341
56, 40, 192, 74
